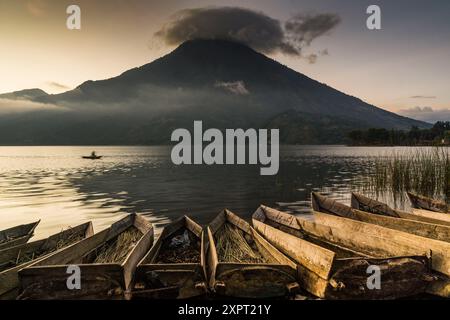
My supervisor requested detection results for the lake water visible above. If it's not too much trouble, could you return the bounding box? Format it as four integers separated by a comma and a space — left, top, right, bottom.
0, 145, 424, 239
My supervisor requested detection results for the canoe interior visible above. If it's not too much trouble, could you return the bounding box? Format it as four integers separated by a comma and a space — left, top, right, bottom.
147, 216, 202, 264
18, 214, 154, 300
252, 205, 432, 299
132, 216, 207, 299
0, 221, 40, 251
350, 193, 401, 217
0, 222, 93, 273
207, 209, 297, 298
210, 210, 295, 265
407, 192, 448, 213
0, 222, 94, 300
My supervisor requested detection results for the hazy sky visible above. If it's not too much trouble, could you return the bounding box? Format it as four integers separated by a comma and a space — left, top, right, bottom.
1, 0, 449, 120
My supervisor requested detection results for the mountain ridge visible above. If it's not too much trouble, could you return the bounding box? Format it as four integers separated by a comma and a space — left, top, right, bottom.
0, 39, 429, 145
0, 88, 48, 100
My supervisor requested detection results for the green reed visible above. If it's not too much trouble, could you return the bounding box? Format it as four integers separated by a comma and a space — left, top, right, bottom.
361, 147, 449, 202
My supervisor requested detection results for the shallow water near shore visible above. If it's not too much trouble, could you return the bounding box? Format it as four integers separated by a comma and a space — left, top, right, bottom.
0, 145, 444, 239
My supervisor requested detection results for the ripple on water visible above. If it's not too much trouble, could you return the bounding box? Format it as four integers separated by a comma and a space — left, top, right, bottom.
0, 145, 426, 239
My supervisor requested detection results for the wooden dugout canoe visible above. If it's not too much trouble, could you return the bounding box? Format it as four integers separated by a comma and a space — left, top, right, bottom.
18, 214, 153, 300
312, 192, 450, 275
348, 192, 450, 227
0, 221, 40, 251
407, 192, 448, 213
132, 216, 207, 299
0, 221, 93, 300
312, 192, 450, 243
311, 196, 450, 297
351, 192, 450, 228
410, 208, 450, 225
252, 205, 432, 299
207, 209, 298, 298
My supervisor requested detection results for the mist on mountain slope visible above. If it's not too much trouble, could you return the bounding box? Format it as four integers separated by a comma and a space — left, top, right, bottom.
0, 40, 428, 145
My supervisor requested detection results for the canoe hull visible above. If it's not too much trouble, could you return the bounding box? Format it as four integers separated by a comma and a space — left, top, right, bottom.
350, 194, 450, 227
0, 221, 40, 251
252, 206, 431, 299
207, 209, 298, 298
312, 194, 450, 275
133, 264, 206, 299
132, 216, 207, 299
341, 193, 450, 243
407, 192, 448, 213
213, 263, 296, 298
18, 214, 154, 300
0, 221, 94, 300
411, 208, 450, 225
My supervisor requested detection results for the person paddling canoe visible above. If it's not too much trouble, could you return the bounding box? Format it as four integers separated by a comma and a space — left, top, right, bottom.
82, 151, 102, 160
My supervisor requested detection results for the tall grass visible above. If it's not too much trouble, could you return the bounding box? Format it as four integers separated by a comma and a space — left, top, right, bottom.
363, 147, 449, 202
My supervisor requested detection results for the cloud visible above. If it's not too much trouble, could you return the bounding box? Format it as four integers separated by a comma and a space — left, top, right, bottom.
305, 54, 318, 64
284, 13, 341, 48
399, 106, 450, 123
214, 81, 249, 95
410, 95, 437, 99
155, 7, 340, 58
0, 98, 67, 115
47, 82, 70, 90
304, 49, 330, 64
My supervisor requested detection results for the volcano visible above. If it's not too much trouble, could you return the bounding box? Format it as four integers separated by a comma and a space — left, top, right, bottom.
0, 39, 427, 145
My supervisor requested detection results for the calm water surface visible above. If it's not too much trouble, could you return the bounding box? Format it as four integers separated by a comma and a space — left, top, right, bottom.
0, 145, 420, 239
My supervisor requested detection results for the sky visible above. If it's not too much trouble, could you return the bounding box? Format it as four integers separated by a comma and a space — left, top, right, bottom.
0, 0, 449, 122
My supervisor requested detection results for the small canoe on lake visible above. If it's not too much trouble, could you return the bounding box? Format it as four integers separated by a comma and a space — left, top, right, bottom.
252, 205, 432, 299
0, 222, 93, 300
132, 216, 207, 299
82, 155, 102, 160
18, 214, 153, 300
0, 221, 40, 251
407, 192, 448, 213
206, 209, 298, 298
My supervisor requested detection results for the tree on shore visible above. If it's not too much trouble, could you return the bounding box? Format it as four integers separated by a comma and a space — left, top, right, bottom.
348, 121, 450, 146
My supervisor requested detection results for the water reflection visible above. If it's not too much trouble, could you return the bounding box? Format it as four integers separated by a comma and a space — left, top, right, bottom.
0, 145, 434, 239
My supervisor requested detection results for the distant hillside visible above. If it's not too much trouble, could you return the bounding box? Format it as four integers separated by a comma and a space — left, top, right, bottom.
0, 88, 48, 100
0, 40, 428, 145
